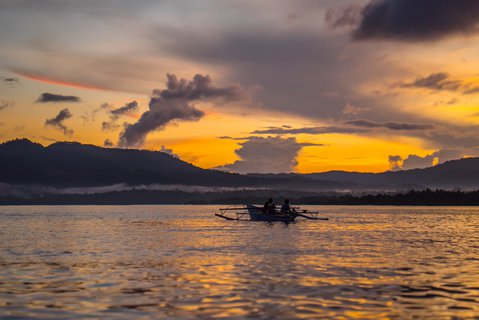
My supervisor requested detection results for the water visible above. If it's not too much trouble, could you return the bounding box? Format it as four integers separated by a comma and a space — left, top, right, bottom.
0, 205, 478, 319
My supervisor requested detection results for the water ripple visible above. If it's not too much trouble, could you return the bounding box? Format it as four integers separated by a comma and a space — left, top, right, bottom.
0, 205, 478, 319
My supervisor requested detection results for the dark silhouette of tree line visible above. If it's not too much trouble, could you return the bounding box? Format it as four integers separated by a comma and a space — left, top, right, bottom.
1, 188, 479, 206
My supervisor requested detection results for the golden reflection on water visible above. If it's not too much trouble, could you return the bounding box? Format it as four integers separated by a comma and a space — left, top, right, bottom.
0, 205, 478, 319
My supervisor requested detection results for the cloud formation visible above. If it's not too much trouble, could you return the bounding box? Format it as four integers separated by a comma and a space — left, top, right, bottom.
2, 77, 18, 83
251, 125, 366, 135
342, 103, 370, 116
389, 149, 463, 170
251, 120, 435, 136
45, 108, 73, 136
388, 155, 403, 171
102, 101, 138, 131
344, 120, 435, 131
104, 139, 114, 147
160, 145, 178, 158
218, 136, 321, 174
118, 74, 246, 148
110, 101, 138, 117
1, 77, 19, 88
399, 72, 479, 94
36, 93, 80, 103
354, 0, 479, 41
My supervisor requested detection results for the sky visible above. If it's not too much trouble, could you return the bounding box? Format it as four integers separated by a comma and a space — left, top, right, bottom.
2, 0, 479, 173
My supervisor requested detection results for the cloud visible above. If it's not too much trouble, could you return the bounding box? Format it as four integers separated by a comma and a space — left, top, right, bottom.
81, 102, 110, 123
0, 100, 13, 111
344, 120, 435, 131
353, 0, 479, 41
342, 103, 370, 116
401, 154, 437, 170
3, 1, 420, 127
2, 77, 18, 83
104, 139, 114, 147
102, 101, 138, 131
389, 149, 464, 170
110, 101, 138, 117
398, 72, 479, 94
251, 120, 435, 135
325, 5, 363, 29
45, 108, 73, 136
1, 77, 19, 87
160, 145, 178, 158
155, 25, 408, 123
101, 121, 121, 131
36, 92, 81, 103
118, 74, 246, 148
388, 155, 402, 171
218, 136, 322, 174
251, 125, 366, 135
400, 73, 461, 91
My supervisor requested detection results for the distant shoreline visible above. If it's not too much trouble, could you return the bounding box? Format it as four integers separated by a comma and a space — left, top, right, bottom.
1, 189, 479, 206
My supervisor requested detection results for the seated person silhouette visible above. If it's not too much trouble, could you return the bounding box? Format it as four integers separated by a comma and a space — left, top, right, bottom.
281, 199, 292, 213
263, 198, 276, 214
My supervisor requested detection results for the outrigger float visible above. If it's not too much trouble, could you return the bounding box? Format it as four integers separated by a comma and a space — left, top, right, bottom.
215, 204, 328, 222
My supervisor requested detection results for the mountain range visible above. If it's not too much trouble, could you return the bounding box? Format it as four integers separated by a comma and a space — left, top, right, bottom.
1, 139, 478, 194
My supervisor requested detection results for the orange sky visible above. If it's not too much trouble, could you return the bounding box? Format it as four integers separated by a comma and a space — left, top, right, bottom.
1, 1, 479, 173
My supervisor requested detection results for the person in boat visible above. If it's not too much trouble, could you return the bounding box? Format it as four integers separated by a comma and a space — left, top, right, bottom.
263, 198, 272, 213
263, 198, 276, 214
280, 199, 291, 213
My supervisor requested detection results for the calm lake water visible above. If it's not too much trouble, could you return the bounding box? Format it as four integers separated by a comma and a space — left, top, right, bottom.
0, 205, 478, 319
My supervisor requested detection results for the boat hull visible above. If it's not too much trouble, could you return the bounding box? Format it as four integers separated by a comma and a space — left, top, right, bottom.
246, 205, 295, 222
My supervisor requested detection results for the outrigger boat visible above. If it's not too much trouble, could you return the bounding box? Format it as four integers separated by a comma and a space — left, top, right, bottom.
215, 204, 328, 222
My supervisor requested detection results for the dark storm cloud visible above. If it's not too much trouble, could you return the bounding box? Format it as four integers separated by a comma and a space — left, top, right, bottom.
36, 93, 81, 103
118, 74, 246, 148
398, 72, 479, 94
218, 136, 322, 174
45, 108, 73, 136
354, 0, 479, 41
344, 120, 435, 131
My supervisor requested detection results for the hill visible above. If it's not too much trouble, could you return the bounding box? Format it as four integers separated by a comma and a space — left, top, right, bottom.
1, 139, 479, 194
305, 158, 479, 189
0, 139, 338, 190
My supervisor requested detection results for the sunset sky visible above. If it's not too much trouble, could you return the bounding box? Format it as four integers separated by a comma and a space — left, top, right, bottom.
2, 0, 479, 173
